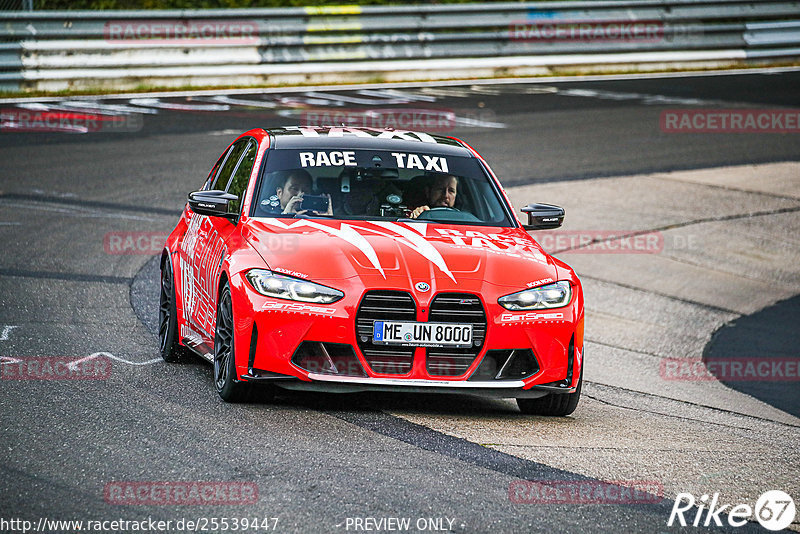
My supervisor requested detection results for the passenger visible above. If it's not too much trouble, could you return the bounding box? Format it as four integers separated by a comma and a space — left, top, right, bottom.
262, 169, 331, 215
409, 174, 458, 219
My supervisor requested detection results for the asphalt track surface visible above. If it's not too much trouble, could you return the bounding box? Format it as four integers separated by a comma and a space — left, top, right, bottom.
705, 294, 800, 418
0, 70, 799, 533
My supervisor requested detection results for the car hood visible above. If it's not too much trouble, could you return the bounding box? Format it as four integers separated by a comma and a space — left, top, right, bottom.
242, 218, 559, 291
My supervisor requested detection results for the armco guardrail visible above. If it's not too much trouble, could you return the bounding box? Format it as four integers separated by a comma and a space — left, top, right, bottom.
1, 1, 799, 92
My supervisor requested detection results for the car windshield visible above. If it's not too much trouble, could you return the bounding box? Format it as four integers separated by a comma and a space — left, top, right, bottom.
252, 148, 513, 226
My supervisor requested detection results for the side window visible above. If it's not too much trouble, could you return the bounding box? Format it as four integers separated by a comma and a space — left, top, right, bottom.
203, 149, 228, 191
226, 140, 258, 214
209, 139, 247, 191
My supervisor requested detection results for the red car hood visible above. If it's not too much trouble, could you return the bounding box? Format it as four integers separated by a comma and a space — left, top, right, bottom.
242, 218, 558, 292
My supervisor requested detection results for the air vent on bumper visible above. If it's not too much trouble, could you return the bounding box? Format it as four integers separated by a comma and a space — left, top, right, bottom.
355, 291, 416, 375
468, 349, 539, 381
427, 293, 487, 377
291, 342, 367, 377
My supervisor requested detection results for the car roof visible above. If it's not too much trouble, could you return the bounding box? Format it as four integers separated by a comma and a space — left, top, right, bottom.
266, 126, 472, 157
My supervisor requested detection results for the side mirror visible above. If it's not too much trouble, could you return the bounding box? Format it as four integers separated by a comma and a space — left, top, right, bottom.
521, 203, 565, 230
188, 190, 238, 220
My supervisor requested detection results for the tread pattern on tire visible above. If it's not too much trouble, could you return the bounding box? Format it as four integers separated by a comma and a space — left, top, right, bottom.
517, 366, 582, 416
215, 284, 268, 404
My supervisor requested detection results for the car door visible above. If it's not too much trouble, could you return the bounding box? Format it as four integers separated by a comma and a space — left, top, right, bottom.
190, 137, 258, 346
176, 142, 236, 350
177, 138, 245, 349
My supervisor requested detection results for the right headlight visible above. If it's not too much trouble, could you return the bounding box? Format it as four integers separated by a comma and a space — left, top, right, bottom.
245, 269, 343, 304
498, 281, 572, 310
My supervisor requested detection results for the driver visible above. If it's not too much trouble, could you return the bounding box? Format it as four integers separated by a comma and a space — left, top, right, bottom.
409, 174, 458, 219
262, 169, 332, 215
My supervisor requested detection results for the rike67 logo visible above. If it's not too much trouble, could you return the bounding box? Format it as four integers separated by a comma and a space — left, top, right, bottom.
668, 490, 796, 531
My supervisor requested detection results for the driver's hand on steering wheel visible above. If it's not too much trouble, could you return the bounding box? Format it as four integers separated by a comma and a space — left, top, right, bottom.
409, 205, 430, 219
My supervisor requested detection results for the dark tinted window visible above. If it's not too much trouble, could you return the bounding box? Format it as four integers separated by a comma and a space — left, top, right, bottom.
226, 139, 258, 214
209, 139, 247, 191
203, 149, 229, 190
252, 148, 511, 226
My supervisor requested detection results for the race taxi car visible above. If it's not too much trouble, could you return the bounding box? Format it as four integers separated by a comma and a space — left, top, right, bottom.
160, 126, 584, 415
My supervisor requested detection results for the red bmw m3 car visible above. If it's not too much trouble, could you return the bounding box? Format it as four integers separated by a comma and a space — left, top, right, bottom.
160, 126, 584, 415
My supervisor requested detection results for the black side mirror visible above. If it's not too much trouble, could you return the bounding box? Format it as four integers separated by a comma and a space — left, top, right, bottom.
521, 203, 565, 230
188, 190, 238, 220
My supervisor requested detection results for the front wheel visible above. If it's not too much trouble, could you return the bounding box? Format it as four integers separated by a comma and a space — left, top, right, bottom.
517, 365, 582, 416
214, 283, 255, 403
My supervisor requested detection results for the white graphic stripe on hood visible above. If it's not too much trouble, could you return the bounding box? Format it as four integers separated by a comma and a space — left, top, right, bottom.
258, 219, 456, 281
260, 219, 385, 277
370, 221, 455, 282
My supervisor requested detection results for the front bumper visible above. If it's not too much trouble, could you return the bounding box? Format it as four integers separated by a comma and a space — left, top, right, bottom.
231, 275, 584, 395
240, 371, 577, 398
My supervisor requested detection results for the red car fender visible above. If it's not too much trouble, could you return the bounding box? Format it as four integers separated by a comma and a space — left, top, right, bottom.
547, 255, 585, 387
221, 228, 273, 379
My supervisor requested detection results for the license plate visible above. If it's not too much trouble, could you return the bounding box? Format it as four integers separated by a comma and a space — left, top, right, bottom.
372, 321, 473, 348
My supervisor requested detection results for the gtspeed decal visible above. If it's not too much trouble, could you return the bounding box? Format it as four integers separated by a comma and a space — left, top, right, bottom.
262, 302, 337, 315
498, 312, 566, 324
391, 153, 449, 172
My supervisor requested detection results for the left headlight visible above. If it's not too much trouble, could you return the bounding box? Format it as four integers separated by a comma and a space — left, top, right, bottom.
498, 281, 572, 310
245, 269, 344, 304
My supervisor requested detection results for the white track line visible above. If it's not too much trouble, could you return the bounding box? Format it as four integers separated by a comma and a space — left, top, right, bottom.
66, 351, 162, 370
0, 325, 18, 341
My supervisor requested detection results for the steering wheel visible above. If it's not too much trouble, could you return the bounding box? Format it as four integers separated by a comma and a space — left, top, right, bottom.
414, 206, 459, 220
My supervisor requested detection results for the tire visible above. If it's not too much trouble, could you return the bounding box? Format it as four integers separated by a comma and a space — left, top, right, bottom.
517, 365, 582, 416
159, 257, 190, 363
213, 283, 256, 403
